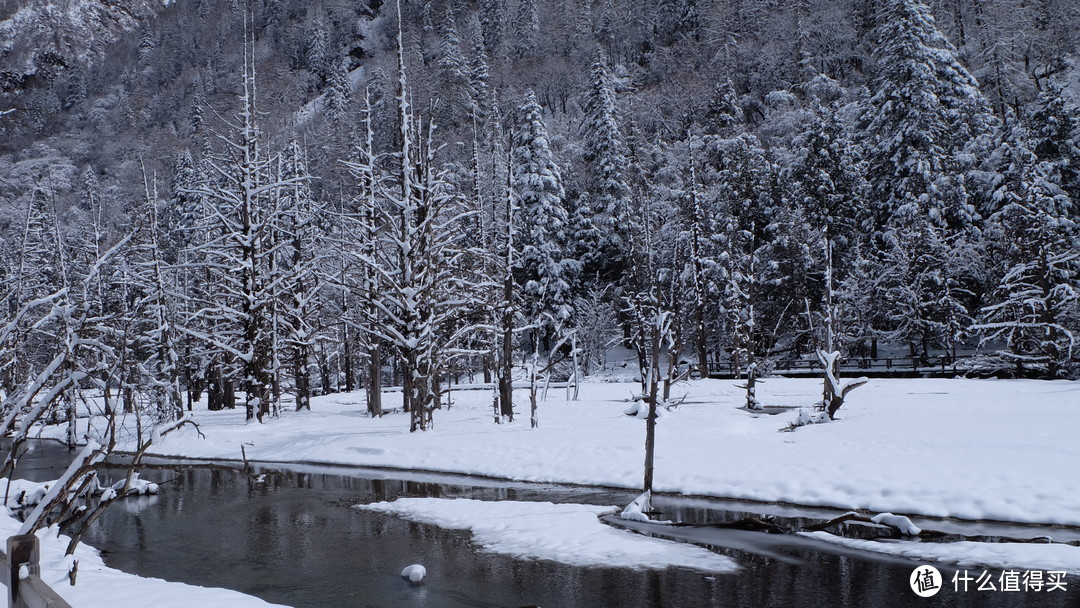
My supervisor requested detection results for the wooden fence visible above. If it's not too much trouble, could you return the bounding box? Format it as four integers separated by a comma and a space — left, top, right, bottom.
1, 535, 71, 608
707, 355, 974, 378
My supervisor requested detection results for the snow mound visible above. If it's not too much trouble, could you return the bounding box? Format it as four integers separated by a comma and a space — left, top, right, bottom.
110, 474, 160, 496
356, 498, 735, 572
623, 400, 670, 419
4, 480, 52, 509
400, 564, 426, 583
870, 512, 921, 536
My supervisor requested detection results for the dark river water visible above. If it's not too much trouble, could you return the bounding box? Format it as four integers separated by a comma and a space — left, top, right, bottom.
10, 440, 1080, 608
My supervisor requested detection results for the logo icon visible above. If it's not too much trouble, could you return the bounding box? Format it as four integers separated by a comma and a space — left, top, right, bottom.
911, 565, 943, 597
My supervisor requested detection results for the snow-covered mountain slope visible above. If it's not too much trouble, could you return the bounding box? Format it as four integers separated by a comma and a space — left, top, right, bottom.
0, 0, 162, 76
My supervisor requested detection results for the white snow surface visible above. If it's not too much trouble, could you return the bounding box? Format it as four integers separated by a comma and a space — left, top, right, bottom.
55, 377, 1080, 525
355, 497, 737, 572
802, 531, 1080, 574
871, 512, 922, 536
0, 505, 287, 608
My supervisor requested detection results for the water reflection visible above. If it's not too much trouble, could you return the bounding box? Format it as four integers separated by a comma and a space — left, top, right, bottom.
5, 441, 1077, 608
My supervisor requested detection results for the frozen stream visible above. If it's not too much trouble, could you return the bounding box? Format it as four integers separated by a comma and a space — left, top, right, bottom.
11, 440, 1079, 607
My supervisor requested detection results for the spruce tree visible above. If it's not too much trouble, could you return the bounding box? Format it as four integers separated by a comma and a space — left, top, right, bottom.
976, 115, 1079, 377
512, 91, 578, 327
579, 49, 630, 280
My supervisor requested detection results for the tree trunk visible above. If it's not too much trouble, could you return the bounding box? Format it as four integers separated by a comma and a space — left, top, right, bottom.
224, 378, 235, 410
745, 360, 758, 410
294, 346, 311, 411
498, 304, 514, 421
366, 344, 383, 417
343, 329, 355, 393
643, 320, 661, 493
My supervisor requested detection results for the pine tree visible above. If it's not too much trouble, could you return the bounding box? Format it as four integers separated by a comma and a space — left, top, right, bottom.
512, 0, 540, 60
861, 0, 995, 234
64, 67, 87, 112
324, 59, 353, 121
975, 116, 1079, 377
700, 131, 775, 390
432, 8, 473, 130
579, 49, 630, 279
306, 13, 332, 85
466, 13, 494, 125
861, 0, 997, 357
784, 98, 871, 356
1029, 88, 1080, 205
512, 91, 578, 328
702, 79, 741, 137
479, 0, 505, 59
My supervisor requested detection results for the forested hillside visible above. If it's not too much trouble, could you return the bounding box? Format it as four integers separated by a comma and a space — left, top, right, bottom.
0, 0, 1077, 433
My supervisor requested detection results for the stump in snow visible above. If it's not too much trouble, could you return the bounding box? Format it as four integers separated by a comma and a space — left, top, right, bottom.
817, 350, 867, 419
620, 491, 673, 524
620, 491, 653, 522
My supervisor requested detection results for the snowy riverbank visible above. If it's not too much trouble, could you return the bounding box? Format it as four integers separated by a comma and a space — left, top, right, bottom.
57, 376, 1079, 527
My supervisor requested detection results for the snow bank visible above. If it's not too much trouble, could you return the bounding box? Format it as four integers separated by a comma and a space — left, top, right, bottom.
355, 498, 736, 572
56, 377, 1080, 526
0, 496, 288, 608
802, 531, 1080, 574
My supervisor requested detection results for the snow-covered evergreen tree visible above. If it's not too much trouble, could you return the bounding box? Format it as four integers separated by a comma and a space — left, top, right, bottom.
324, 60, 352, 122
975, 115, 1079, 377
1029, 88, 1080, 206
512, 91, 578, 329
860, 0, 998, 357
861, 0, 995, 234
512, 0, 539, 60
578, 49, 630, 279
700, 131, 775, 390
432, 7, 472, 130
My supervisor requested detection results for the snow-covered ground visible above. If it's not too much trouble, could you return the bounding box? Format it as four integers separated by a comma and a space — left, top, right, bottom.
355, 497, 737, 572
0, 508, 287, 608
16, 375, 1080, 605
74, 376, 1079, 527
